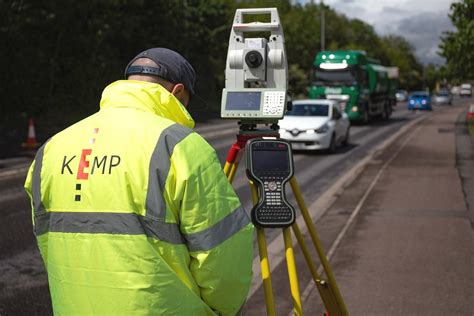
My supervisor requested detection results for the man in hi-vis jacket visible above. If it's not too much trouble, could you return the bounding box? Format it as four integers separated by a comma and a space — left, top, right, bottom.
25, 48, 254, 315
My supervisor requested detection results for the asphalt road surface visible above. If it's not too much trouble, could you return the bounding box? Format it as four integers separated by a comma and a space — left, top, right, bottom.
0, 100, 468, 315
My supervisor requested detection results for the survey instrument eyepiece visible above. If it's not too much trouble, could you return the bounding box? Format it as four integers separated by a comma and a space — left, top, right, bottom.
221, 8, 289, 124
245, 51, 264, 68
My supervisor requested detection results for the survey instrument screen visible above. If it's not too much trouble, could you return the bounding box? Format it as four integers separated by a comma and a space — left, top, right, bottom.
225, 91, 261, 111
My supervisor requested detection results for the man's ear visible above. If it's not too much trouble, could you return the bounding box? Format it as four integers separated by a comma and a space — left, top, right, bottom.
171, 83, 185, 97
170, 83, 190, 107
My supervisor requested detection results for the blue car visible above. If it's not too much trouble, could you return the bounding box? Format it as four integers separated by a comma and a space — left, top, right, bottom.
408, 91, 432, 111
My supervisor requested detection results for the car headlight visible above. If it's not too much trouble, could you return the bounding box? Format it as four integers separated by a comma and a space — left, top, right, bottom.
351, 106, 358, 112
410, 100, 415, 105
421, 100, 427, 104
315, 123, 329, 133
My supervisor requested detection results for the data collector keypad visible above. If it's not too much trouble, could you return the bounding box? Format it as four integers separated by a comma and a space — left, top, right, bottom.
255, 176, 293, 223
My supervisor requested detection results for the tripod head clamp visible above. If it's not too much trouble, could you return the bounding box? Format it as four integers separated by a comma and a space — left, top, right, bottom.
238, 121, 280, 133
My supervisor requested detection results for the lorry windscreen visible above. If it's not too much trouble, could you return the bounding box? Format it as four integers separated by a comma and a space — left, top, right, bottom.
314, 65, 357, 86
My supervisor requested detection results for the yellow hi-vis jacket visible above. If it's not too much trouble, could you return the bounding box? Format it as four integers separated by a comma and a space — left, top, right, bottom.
24, 80, 254, 315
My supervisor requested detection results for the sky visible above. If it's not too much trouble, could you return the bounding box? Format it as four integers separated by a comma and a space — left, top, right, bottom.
299, 0, 457, 65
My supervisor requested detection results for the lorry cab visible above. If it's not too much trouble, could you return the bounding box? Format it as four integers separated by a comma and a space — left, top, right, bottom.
309, 50, 394, 124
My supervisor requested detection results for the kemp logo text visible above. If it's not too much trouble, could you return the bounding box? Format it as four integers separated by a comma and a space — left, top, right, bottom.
62, 149, 121, 179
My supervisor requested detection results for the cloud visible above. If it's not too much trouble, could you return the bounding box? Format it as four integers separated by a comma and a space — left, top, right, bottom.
395, 11, 454, 64
381, 6, 408, 15
296, 0, 455, 64
398, 12, 450, 34
324, 1, 368, 19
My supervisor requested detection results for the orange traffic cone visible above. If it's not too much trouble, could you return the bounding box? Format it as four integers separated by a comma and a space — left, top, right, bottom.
22, 118, 40, 148
467, 104, 474, 122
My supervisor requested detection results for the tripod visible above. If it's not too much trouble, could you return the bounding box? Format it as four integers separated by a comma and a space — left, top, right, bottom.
223, 124, 348, 316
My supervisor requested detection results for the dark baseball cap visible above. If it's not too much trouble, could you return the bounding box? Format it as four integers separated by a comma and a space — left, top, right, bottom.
124, 48, 196, 95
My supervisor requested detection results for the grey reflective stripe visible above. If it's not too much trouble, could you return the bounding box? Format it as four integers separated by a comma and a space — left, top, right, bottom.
34, 212, 185, 244
34, 212, 51, 236
32, 141, 49, 215
142, 217, 185, 244
33, 207, 250, 249
146, 123, 192, 220
184, 206, 251, 252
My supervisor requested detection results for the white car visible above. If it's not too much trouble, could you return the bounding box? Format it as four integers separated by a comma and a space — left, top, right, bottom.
396, 90, 408, 102
432, 90, 452, 105
279, 99, 350, 153
460, 83, 472, 97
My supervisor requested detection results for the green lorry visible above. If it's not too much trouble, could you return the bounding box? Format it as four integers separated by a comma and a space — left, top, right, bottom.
308, 50, 397, 123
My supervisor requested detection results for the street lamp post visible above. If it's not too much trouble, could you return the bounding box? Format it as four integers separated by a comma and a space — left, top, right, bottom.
320, 0, 325, 51
312, 0, 326, 51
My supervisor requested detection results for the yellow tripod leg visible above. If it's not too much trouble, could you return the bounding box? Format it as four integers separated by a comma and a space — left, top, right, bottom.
228, 163, 239, 183
283, 228, 303, 316
257, 228, 276, 316
250, 182, 276, 316
291, 223, 321, 283
224, 161, 239, 182
292, 223, 339, 313
223, 161, 232, 178
290, 177, 348, 316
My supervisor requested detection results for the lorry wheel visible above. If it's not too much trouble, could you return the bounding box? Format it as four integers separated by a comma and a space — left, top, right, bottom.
383, 104, 390, 121
363, 107, 370, 124
381, 106, 387, 120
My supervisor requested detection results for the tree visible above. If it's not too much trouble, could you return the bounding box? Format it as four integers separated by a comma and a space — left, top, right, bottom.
0, 0, 425, 157
439, 0, 474, 80
380, 35, 423, 90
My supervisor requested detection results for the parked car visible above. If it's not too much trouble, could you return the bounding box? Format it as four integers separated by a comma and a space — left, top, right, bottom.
450, 86, 461, 96
408, 91, 432, 111
432, 90, 453, 105
279, 99, 350, 153
460, 83, 472, 97
396, 90, 408, 102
